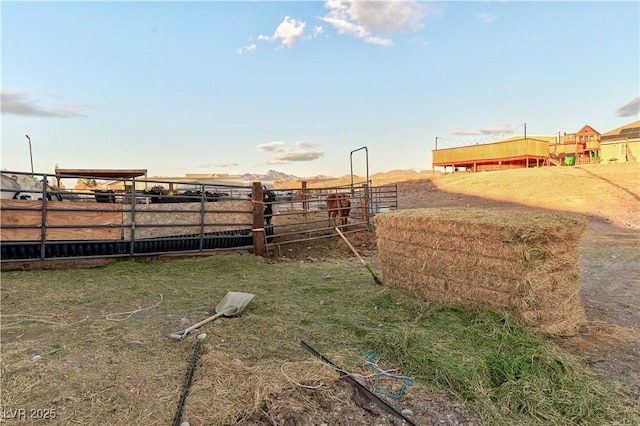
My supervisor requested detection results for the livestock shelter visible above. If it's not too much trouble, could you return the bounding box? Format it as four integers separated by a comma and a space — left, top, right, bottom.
54, 168, 148, 187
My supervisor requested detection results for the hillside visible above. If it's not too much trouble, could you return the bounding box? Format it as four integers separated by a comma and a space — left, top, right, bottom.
277, 163, 639, 229
430, 163, 639, 229
274, 169, 434, 188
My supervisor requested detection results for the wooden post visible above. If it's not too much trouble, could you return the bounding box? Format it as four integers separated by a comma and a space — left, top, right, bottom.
252, 182, 266, 257
301, 181, 308, 211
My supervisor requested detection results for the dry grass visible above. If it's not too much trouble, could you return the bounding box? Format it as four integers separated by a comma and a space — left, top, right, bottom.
0, 255, 418, 425
1, 254, 638, 426
183, 353, 344, 424
431, 163, 640, 229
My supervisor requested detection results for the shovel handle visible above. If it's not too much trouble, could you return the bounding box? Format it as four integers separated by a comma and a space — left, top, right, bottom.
335, 227, 366, 266
335, 226, 383, 286
170, 310, 228, 339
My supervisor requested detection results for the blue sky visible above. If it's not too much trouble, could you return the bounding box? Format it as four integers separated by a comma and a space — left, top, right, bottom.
2, 1, 639, 178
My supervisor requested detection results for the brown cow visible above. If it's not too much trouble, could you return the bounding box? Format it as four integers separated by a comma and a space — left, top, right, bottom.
327, 193, 351, 227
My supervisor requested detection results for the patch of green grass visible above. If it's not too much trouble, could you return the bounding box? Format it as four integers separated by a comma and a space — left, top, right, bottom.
362, 306, 638, 425
371, 294, 396, 309
1, 255, 638, 425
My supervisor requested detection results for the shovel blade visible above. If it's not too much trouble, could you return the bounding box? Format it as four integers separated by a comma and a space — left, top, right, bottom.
215, 292, 255, 316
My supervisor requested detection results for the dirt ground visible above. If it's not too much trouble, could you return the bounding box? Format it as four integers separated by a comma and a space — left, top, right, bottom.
266, 163, 639, 425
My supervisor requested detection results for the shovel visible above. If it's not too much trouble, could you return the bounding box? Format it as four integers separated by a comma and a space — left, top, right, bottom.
335, 227, 383, 286
169, 291, 255, 340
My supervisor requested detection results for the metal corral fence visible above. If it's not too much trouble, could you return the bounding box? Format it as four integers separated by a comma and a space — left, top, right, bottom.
0, 171, 397, 263
265, 180, 398, 254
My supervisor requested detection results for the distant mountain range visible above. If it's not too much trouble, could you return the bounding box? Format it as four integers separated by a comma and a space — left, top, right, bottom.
239, 169, 335, 182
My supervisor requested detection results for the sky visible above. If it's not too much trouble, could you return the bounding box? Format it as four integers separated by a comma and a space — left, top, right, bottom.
1, 1, 639, 179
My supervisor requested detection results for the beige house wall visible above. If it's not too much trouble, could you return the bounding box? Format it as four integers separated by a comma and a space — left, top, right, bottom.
600, 139, 640, 163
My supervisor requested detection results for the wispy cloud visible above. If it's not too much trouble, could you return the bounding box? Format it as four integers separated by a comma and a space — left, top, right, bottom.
1, 90, 91, 118
615, 96, 640, 117
476, 13, 498, 24
320, 0, 430, 46
294, 141, 315, 149
236, 43, 256, 55
449, 124, 515, 136
239, 18, 325, 54
258, 16, 306, 48
258, 140, 323, 164
197, 162, 239, 169
257, 141, 287, 152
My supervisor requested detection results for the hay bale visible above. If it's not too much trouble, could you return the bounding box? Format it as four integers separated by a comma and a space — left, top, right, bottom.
376, 208, 587, 335
122, 200, 252, 239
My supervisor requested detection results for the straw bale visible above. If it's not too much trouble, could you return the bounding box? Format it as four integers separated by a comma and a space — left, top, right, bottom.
379, 243, 527, 280
1, 200, 123, 241
376, 208, 587, 335
377, 208, 583, 244
378, 221, 581, 265
122, 200, 252, 239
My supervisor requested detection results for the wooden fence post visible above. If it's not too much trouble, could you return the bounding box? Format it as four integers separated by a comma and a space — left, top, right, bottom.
301, 181, 308, 211
252, 182, 266, 257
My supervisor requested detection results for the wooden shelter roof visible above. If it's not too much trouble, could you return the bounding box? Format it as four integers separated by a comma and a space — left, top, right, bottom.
55, 168, 148, 179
